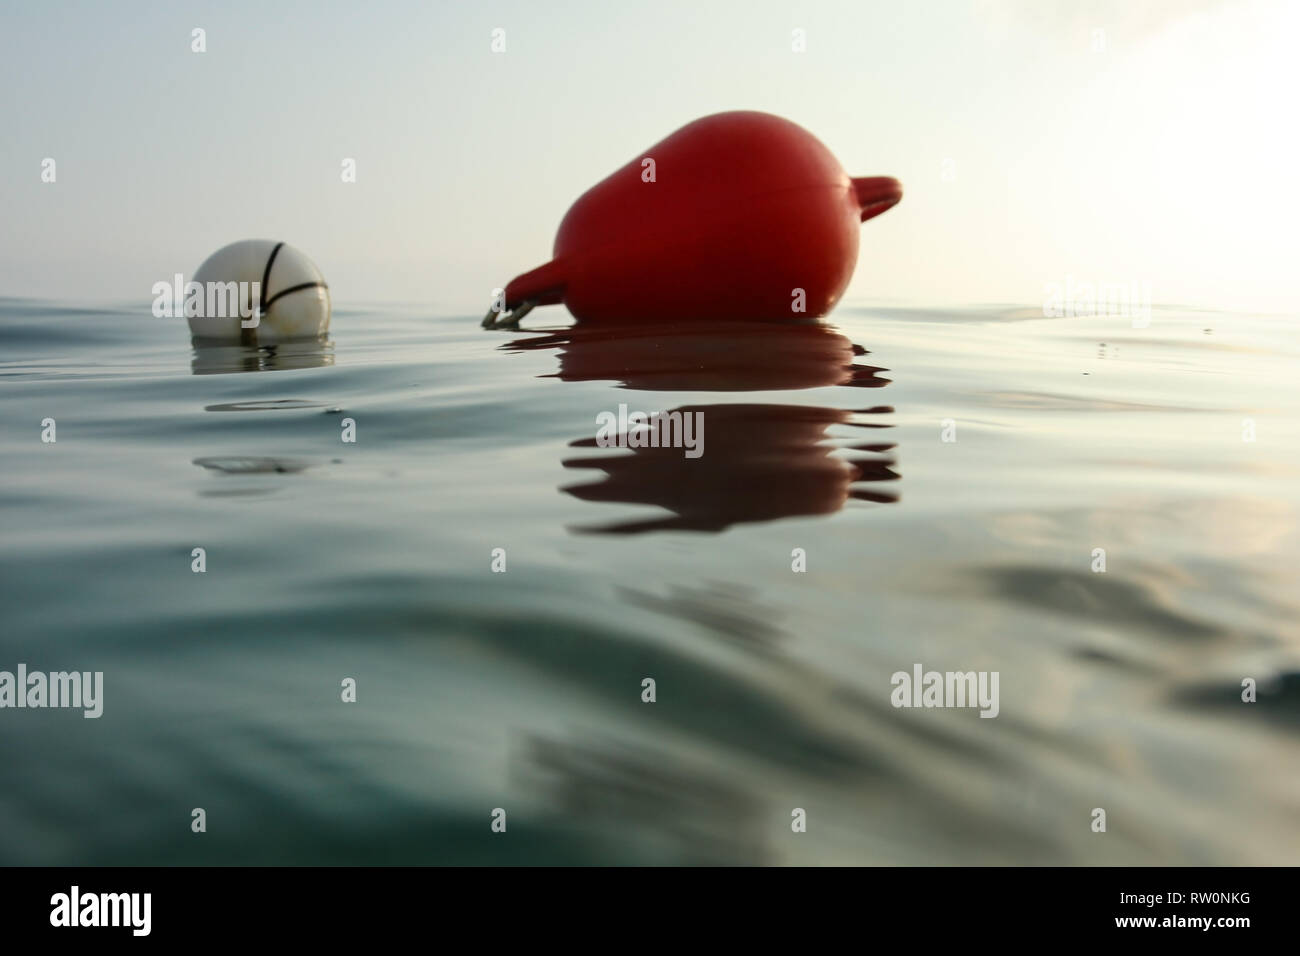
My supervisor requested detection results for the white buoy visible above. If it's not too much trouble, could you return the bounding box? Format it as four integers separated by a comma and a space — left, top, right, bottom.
188, 240, 330, 344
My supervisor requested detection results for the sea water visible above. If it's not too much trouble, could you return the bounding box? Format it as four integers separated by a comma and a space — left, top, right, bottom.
0, 297, 1296, 864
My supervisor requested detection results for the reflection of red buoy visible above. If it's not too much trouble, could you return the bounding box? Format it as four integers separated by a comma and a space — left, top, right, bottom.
483, 111, 902, 327
503, 320, 890, 392
563, 404, 900, 534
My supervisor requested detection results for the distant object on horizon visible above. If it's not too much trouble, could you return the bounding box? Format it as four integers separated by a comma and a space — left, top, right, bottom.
188, 240, 330, 345
483, 111, 902, 329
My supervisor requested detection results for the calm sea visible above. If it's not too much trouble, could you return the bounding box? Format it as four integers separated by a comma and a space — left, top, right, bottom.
1, 297, 1296, 864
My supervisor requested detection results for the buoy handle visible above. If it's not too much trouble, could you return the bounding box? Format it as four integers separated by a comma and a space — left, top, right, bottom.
851, 177, 903, 222
504, 258, 567, 310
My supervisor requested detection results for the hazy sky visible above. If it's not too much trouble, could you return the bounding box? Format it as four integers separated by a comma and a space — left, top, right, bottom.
2, 0, 1296, 313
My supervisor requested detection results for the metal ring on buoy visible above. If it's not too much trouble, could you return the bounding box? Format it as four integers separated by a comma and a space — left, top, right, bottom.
481, 298, 538, 329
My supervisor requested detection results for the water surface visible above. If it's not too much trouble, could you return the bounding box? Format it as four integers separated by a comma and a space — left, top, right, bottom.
1, 298, 1296, 864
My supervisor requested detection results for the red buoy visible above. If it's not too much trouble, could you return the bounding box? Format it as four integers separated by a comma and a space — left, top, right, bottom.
483, 111, 901, 327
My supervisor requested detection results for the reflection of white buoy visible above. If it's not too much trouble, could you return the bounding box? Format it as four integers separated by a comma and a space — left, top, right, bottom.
189, 240, 330, 344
